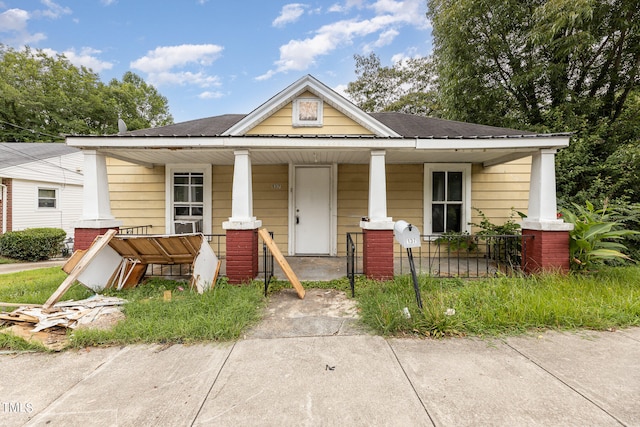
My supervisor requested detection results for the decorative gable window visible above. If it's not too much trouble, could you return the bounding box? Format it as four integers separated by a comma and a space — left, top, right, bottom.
292, 98, 323, 127
424, 164, 471, 235
38, 188, 57, 208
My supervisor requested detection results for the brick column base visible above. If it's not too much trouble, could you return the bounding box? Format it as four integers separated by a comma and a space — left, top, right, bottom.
363, 229, 394, 280
523, 229, 570, 274
74, 227, 120, 251
226, 229, 259, 284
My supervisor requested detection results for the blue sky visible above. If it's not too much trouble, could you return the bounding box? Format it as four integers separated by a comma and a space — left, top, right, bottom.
0, 0, 432, 124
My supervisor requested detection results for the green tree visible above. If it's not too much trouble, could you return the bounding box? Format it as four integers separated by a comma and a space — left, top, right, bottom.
0, 45, 172, 141
106, 71, 173, 130
427, 0, 640, 206
345, 53, 438, 116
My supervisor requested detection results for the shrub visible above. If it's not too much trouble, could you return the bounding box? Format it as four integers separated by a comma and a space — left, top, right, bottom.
0, 228, 67, 261
561, 201, 639, 270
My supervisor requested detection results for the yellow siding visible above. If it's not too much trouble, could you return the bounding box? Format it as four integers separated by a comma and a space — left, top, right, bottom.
211, 165, 232, 237
253, 165, 289, 253
107, 158, 166, 232
106, 155, 533, 258
248, 92, 374, 136
470, 157, 531, 231
387, 164, 423, 227
337, 164, 368, 255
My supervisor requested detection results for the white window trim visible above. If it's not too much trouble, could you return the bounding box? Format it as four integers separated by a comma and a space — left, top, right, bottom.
423, 163, 472, 236
165, 164, 212, 234
37, 186, 59, 210
292, 98, 323, 127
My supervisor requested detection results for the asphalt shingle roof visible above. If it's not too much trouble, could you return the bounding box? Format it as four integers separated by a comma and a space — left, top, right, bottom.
119, 112, 538, 139
0, 142, 80, 169
124, 114, 246, 137
370, 112, 537, 138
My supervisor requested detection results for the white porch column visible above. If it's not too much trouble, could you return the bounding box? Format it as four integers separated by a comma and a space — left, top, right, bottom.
223, 150, 262, 230
522, 148, 572, 231
360, 150, 393, 229
75, 150, 121, 228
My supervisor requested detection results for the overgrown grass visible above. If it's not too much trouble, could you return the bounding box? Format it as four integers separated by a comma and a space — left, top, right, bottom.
355, 266, 640, 337
0, 269, 265, 350
70, 278, 265, 347
2, 266, 639, 351
0, 267, 93, 304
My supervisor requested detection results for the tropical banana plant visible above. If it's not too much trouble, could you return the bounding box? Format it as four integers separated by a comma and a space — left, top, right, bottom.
562, 201, 639, 270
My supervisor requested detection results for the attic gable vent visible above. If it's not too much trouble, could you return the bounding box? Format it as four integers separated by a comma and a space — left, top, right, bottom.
292, 98, 323, 127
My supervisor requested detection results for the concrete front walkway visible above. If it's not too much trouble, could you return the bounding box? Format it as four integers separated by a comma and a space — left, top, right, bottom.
1, 286, 639, 426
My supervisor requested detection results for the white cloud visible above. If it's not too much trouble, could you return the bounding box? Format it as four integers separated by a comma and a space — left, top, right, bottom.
198, 90, 225, 100
328, 0, 364, 13
258, 0, 427, 79
130, 44, 224, 88
130, 44, 223, 73
62, 47, 113, 73
272, 3, 306, 28
0, 8, 46, 45
332, 83, 349, 98
0, 8, 29, 31
101, 0, 117, 5
149, 71, 221, 87
38, 0, 72, 19
364, 28, 399, 51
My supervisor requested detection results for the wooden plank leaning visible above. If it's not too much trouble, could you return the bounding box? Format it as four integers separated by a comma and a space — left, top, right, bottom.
258, 228, 305, 299
43, 229, 118, 311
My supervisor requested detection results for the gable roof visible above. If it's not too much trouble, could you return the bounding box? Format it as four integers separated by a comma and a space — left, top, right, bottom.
222, 75, 401, 137
0, 142, 80, 169
117, 111, 543, 139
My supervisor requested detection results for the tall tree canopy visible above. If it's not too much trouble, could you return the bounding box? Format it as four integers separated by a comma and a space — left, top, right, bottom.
0, 45, 173, 142
427, 0, 640, 205
345, 53, 438, 116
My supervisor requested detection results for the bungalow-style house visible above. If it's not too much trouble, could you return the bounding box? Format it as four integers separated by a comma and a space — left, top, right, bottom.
0, 143, 83, 240
66, 75, 573, 282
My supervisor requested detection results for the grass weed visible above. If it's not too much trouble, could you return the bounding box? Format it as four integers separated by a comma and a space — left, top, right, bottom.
1, 265, 639, 350
355, 266, 640, 337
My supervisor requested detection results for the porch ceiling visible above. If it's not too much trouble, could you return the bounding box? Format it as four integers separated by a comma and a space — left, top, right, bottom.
89, 146, 541, 168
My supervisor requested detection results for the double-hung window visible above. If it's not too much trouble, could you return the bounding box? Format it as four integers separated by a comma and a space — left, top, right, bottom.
424, 164, 471, 235
174, 172, 203, 220
38, 188, 57, 209
166, 165, 211, 234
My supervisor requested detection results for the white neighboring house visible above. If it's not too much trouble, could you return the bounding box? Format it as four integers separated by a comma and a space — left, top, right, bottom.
0, 143, 84, 240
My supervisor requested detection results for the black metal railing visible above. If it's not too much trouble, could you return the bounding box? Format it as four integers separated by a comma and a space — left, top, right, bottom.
346, 232, 364, 296
346, 233, 356, 297
262, 231, 275, 296
395, 234, 533, 278
114, 229, 227, 279
118, 225, 153, 235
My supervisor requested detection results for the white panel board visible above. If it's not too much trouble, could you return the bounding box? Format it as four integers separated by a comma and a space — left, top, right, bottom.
75, 245, 123, 292
191, 236, 219, 293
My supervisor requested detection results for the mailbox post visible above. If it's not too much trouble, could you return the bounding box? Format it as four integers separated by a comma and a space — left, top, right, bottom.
394, 220, 423, 309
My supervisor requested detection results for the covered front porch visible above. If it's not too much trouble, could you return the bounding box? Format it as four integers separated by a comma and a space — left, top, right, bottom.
70, 141, 572, 283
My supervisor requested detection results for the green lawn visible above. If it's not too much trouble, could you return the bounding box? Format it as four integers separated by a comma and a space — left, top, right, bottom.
0, 266, 639, 351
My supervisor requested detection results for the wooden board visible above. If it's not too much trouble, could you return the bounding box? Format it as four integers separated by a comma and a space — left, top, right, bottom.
43, 229, 118, 310
258, 228, 305, 299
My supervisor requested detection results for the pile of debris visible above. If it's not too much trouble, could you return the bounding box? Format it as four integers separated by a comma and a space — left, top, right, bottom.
0, 295, 126, 350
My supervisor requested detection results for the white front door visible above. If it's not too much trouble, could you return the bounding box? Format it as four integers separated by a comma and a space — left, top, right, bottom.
294, 166, 331, 255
